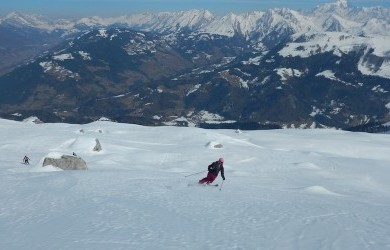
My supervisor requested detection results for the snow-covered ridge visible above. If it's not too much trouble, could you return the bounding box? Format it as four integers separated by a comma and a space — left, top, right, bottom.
278, 32, 390, 79
0, 12, 53, 30
0, 11, 74, 31
1, 1, 389, 37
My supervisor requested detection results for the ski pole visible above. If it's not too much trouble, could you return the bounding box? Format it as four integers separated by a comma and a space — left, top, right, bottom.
184, 170, 207, 178
219, 180, 224, 191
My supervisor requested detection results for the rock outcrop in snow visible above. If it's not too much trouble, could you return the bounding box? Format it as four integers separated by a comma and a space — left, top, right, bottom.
42, 155, 88, 170
22, 116, 43, 124
93, 138, 102, 152
205, 141, 223, 149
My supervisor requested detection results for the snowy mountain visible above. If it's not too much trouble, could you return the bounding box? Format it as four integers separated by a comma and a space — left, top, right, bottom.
2, 0, 389, 37
0, 12, 53, 30
0, 11, 75, 31
0, 0, 390, 129
1, 1, 390, 46
1, 118, 390, 249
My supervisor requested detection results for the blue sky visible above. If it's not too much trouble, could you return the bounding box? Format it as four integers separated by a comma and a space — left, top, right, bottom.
1, 0, 390, 18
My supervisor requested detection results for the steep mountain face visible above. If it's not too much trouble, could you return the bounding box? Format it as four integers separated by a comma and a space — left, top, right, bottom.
1, 0, 390, 129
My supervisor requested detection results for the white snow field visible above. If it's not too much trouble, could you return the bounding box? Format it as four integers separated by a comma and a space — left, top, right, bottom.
1, 118, 390, 250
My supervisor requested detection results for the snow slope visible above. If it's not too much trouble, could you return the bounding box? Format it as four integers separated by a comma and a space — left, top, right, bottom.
0, 118, 390, 250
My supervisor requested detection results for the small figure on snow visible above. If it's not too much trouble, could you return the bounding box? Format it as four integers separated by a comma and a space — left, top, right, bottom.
72, 152, 77, 156
23, 155, 30, 165
199, 158, 225, 185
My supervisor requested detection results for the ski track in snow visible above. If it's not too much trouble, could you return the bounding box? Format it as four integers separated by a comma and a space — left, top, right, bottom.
0, 119, 390, 249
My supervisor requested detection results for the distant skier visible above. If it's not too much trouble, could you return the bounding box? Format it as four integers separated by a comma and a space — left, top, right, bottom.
23, 155, 30, 165
199, 158, 225, 185
72, 152, 77, 156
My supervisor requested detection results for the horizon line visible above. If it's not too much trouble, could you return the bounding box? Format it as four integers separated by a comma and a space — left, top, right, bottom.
2, 4, 390, 20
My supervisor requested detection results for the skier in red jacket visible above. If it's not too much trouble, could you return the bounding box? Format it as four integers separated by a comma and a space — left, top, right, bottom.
199, 158, 225, 185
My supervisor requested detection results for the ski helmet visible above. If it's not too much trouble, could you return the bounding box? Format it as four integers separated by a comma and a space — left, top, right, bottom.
219, 158, 224, 163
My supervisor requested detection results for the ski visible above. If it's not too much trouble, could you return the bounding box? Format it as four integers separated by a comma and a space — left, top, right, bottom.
187, 183, 219, 187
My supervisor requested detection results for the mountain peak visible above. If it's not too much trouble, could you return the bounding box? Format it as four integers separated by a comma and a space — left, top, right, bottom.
2, 11, 53, 30
336, 0, 348, 8
313, 0, 350, 14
